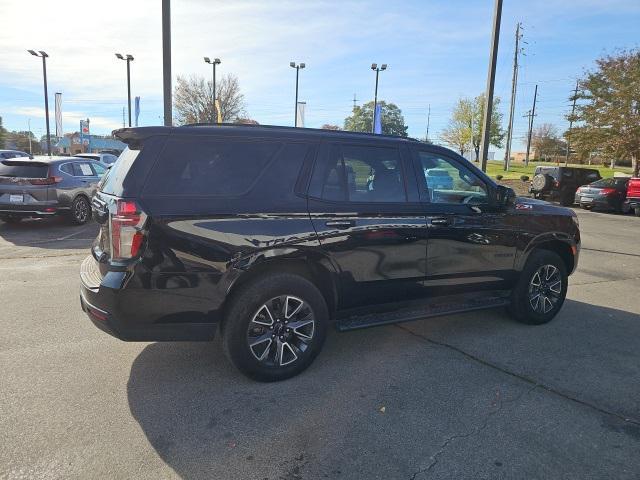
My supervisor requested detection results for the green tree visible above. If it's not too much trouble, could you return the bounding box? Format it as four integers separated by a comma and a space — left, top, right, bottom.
343, 101, 408, 137
441, 94, 504, 161
569, 50, 640, 176
6, 131, 40, 154
0, 116, 6, 149
531, 123, 565, 161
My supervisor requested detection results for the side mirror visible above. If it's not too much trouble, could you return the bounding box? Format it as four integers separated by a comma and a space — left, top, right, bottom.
496, 185, 516, 207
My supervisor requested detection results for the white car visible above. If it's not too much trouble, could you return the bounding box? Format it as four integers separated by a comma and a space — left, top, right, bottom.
74, 152, 118, 165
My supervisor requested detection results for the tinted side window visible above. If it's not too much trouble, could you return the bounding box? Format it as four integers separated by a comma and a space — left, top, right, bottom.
144, 137, 282, 196
311, 144, 406, 203
417, 152, 488, 204
59, 163, 74, 175
92, 163, 107, 176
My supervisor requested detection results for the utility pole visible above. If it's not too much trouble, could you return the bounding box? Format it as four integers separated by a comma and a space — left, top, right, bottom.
479, 0, 503, 172
426, 104, 431, 142
352, 93, 358, 110
162, 0, 172, 126
27, 50, 51, 156
115, 54, 134, 127
523, 84, 537, 166
565, 80, 579, 166
503, 22, 523, 171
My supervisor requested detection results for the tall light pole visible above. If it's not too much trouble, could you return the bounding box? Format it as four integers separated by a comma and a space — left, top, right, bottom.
162, 0, 172, 126
27, 50, 51, 156
479, 0, 503, 172
204, 57, 221, 123
370, 63, 387, 133
115, 53, 134, 127
290, 62, 305, 127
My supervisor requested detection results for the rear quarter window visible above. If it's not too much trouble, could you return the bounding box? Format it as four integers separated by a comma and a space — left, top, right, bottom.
143, 136, 282, 196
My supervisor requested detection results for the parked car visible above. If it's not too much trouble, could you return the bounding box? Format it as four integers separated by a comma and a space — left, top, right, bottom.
624, 177, 640, 216
0, 156, 107, 224
529, 166, 601, 206
74, 152, 118, 165
0, 149, 30, 159
575, 177, 630, 212
80, 125, 580, 381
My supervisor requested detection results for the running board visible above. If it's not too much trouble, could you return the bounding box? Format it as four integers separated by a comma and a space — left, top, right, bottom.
335, 295, 510, 332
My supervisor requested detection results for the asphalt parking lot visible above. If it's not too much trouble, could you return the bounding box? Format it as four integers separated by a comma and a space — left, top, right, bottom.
1, 210, 639, 480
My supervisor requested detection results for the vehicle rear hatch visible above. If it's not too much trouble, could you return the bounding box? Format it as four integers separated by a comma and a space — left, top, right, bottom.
627, 178, 640, 199
0, 160, 56, 208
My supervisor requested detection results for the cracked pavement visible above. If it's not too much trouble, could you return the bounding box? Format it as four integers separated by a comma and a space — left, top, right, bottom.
1, 209, 639, 479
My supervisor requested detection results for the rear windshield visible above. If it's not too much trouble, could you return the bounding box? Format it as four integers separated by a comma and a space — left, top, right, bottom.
143, 137, 281, 196
99, 148, 140, 195
0, 161, 49, 178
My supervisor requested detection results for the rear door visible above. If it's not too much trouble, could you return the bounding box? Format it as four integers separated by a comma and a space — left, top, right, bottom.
410, 147, 517, 292
307, 140, 428, 309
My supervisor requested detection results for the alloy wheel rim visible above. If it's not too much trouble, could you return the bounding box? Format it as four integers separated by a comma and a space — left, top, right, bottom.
528, 264, 562, 314
75, 199, 88, 222
247, 295, 315, 367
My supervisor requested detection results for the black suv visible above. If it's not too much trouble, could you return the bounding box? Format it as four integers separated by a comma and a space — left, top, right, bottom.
529, 166, 601, 206
80, 125, 580, 381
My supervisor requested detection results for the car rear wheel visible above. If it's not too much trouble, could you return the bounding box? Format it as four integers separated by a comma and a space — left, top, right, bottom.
69, 196, 91, 225
222, 273, 328, 382
635, 207, 640, 217
508, 250, 568, 325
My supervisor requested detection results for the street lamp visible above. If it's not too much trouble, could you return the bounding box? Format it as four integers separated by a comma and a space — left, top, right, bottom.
370, 63, 387, 133
115, 53, 134, 127
290, 62, 305, 127
204, 57, 221, 123
27, 50, 51, 156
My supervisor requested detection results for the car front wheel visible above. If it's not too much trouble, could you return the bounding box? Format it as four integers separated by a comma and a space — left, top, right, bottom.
508, 250, 568, 325
222, 273, 328, 382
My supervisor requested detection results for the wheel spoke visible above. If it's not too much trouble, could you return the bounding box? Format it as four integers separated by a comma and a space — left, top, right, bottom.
284, 296, 304, 319
288, 316, 314, 340
530, 272, 542, 287
251, 304, 274, 326
543, 296, 553, 314
545, 265, 557, 281
249, 333, 273, 361
549, 280, 562, 294
530, 293, 541, 312
278, 341, 298, 366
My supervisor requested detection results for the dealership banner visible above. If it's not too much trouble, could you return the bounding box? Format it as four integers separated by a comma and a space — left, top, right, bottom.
55, 93, 63, 137
296, 102, 306, 128
134, 96, 140, 126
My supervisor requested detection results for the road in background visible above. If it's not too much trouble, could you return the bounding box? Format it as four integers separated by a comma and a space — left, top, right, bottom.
1, 210, 639, 479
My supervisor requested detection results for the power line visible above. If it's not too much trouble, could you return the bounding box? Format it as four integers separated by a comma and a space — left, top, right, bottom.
523, 84, 538, 166
565, 80, 579, 166
503, 21, 523, 171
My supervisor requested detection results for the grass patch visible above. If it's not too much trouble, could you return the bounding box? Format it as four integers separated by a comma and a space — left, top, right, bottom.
483, 160, 633, 181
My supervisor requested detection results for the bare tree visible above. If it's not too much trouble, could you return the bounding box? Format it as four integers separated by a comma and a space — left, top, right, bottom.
174, 74, 247, 124
321, 124, 340, 130
531, 123, 565, 161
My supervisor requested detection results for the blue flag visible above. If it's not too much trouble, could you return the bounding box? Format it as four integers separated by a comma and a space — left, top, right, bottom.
374, 104, 382, 134
134, 97, 140, 127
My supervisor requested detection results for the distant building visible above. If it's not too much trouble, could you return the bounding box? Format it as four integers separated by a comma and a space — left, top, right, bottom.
53, 132, 126, 155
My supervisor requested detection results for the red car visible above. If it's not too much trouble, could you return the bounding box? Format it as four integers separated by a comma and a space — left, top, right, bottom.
623, 177, 640, 216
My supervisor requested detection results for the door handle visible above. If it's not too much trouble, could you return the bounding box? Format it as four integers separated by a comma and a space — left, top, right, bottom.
429, 217, 450, 227
325, 220, 355, 229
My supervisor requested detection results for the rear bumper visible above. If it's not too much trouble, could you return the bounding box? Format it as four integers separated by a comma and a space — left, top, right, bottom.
624, 198, 640, 209
576, 195, 619, 210
79, 255, 217, 342
0, 204, 69, 217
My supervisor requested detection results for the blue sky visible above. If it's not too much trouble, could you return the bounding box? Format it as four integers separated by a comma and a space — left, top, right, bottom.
1, 0, 639, 157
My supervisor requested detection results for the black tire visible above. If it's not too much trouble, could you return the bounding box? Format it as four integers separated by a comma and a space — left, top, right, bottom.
559, 189, 575, 207
635, 207, 640, 217
222, 273, 328, 382
508, 250, 568, 325
0, 215, 22, 224
69, 196, 91, 225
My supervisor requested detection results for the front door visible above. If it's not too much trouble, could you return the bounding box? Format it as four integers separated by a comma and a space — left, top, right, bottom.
411, 147, 517, 293
307, 141, 428, 310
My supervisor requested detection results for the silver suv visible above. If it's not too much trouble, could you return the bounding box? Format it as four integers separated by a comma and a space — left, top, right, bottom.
0, 156, 107, 225
74, 152, 118, 165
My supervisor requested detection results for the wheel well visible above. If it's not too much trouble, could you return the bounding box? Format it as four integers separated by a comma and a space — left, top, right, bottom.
534, 240, 574, 273
222, 258, 338, 324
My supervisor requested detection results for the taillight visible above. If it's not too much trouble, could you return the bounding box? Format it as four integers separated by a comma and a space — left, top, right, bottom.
553, 180, 560, 188
600, 188, 617, 196
29, 176, 62, 185
110, 199, 146, 261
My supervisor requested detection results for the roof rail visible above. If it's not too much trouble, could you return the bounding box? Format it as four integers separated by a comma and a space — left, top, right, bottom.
179, 122, 420, 142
